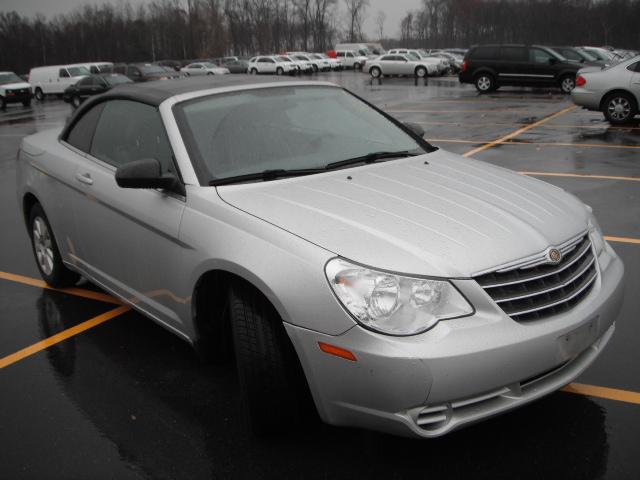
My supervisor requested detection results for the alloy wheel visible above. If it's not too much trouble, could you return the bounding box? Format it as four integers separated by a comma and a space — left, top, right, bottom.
608, 97, 632, 121
33, 217, 54, 276
477, 76, 491, 91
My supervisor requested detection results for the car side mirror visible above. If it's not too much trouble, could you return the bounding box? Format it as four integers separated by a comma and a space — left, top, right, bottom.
115, 158, 183, 194
404, 122, 425, 138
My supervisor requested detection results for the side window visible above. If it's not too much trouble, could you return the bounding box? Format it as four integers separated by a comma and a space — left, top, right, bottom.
337, 52, 345, 57
347, 52, 354, 58
90, 66, 99, 74
627, 62, 640, 73
65, 103, 106, 153
59, 69, 70, 78
561, 49, 580, 61
90, 100, 174, 173
78, 77, 93, 86
501, 46, 527, 62
530, 48, 554, 64
471, 46, 498, 60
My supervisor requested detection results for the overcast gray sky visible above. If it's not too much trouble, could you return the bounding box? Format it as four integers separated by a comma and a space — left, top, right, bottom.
0, 0, 421, 38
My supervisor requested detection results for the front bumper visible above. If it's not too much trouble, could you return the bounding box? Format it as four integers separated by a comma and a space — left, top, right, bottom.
4, 91, 32, 104
285, 246, 624, 438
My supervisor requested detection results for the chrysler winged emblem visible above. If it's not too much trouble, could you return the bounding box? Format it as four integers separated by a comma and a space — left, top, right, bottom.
546, 248, 562, 265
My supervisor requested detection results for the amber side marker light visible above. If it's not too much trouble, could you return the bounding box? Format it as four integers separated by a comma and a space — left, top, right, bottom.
318, 342, 357, 361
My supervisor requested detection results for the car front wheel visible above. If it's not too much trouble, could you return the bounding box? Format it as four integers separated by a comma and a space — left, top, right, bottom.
370, 66, 382, 78
228, 281, 312, 435
603, 92, 637, 124
71, 95, 82, 109
29, 203, 80, 288
276, 67, 284, 76
474, 73, 495, 93
250, 68, 258, 75
415, 66, 427, 78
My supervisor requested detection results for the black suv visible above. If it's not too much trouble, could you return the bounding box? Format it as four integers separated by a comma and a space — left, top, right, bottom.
459, 44, 580, 93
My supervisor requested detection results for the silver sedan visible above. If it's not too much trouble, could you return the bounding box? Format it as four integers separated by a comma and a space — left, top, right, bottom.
17, 76, 624, 438
571, 55, 640, 124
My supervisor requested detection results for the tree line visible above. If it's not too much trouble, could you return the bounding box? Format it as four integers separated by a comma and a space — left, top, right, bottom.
1, 0, 638, 74
396, 0, 640, 49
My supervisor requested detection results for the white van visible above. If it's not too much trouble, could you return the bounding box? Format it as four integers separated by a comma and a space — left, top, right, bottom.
29, 65, 90, 100
0, 71, 32, 108
69, 62, 114, 74
335, 43, 371, 57
334, 50, 369, 69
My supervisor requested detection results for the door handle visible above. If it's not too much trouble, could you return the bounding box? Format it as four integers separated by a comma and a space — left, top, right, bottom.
75, 172, 93, 185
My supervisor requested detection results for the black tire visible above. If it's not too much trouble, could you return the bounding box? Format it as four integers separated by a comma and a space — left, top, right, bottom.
354, 62, 361, 71
28, 203, 80, 288
22, 98, 31, 107
35, 88, 44, 101
415, 66, 427, 78
370, 66, 382, 78
0, 96, 5, 110
312, 64, 319, 73
207, 71, 214, 76
250, 68, 258, 75
71, 95, 82, 109
474, 73, 495, 93
602, 92, 637, 125
228, 282, 312, 435
559, 74, 576, 94
276, 67, 284, 76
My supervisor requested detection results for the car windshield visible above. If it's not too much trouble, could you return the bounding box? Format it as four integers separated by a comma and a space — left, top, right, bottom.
278, 57, 292, 62
576, 48, 597, 62
175, 86, 428, 183
139, 65, 166, 74
104, 75, 133, 86
295, 55, 309, 61
0, 72, 23, 85
203, 62, 217, 68
68, 66, 90, 76
96, 64, 112, 72
408, 52, 421, 60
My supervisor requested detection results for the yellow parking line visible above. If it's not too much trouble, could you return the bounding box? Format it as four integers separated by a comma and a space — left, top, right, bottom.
520, 172, 640, 182
462, 105, 577, 157
0, 271, 121, 305
563, 383, 640, 405
418, 120, 640, 131
387, 109, 533, 114
604, 236, 640, 245
0, 305, 130, 369
431, 138, 640, 150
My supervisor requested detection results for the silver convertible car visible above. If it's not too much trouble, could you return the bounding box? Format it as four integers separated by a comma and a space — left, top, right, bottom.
17, 77, 624, 438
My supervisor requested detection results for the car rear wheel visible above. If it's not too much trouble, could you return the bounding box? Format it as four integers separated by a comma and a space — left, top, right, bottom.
603, 92, 637, 124
415, 66, 427, 78
71, 95, 82, 109
34, 88, 44, 101
228, 281, 312, 435
370, 66, 382, 78
29, 203, 80, 288
559, 75, 576, 94
474, 73, 495, 93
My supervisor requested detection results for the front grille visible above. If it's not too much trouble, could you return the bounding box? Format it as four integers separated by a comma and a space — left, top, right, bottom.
475, 235, 597, 321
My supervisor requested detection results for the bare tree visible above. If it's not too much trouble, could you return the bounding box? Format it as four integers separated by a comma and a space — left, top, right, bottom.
375, 10, 386, 41
343, 0, 369, 42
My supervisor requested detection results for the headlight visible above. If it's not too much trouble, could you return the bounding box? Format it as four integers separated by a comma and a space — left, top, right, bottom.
325, 258, 473, 336
588, 211, 605, 256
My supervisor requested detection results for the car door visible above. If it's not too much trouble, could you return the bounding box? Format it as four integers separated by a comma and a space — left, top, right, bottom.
71, 99, 186, 330
497, 46, 529, 84
58, 68, 75, 91
260, 58, 276, 73
629, 61, 640, 100
526, 47, 559, 84
191, 64, 205, 76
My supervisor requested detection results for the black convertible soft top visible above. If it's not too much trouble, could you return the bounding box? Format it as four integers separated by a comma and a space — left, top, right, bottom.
60, 76, 332, 140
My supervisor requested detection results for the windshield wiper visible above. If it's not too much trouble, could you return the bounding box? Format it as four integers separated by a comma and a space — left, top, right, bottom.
325, 150, 420, 170
209, 168, 325, 186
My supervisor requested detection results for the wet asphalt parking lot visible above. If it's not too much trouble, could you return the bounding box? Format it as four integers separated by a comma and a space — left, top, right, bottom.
0, 71, 639, 480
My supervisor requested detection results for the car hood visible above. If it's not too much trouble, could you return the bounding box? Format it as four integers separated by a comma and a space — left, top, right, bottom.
2, 81, 31, 90
217, 151, 589, 277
